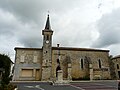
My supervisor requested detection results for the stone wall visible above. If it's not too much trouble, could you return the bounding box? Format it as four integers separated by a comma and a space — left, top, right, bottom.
13, 48, 42, 81
52, 48, 111, 80
112, 56, 120, 79
13, 47, 111, 81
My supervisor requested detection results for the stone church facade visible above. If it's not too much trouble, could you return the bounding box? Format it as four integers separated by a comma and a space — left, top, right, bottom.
13, 15, 111, 81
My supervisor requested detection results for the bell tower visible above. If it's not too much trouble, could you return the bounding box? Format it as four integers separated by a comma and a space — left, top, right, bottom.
42, 14, 53, 80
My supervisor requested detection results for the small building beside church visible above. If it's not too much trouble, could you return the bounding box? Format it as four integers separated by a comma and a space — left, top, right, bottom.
112, 55, 120, 79
13, 15, 111, 81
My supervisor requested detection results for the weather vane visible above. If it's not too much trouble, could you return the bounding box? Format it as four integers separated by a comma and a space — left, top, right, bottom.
48, 10, 50, 16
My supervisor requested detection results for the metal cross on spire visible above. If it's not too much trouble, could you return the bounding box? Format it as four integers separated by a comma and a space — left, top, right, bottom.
45, 11, 51, 30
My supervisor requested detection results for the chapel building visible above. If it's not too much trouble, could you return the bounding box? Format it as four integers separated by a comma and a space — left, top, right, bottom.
13, 15, 111, 81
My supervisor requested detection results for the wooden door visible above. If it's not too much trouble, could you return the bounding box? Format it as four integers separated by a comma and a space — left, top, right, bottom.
35, 69, 40, 80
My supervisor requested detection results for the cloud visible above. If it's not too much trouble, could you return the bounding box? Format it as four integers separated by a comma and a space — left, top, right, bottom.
91, 8, 120, 48
0, 0, 43, 23
0, 8, 41, 48
0, 0, 91, 48
0, 9, 16, 36
0, 0, 106, 50
0, 0, 120, 60
0, 0, 84, 23
16, 24, 42, 47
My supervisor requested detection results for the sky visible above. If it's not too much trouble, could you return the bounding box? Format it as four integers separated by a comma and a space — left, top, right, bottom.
0, 0, 120, 62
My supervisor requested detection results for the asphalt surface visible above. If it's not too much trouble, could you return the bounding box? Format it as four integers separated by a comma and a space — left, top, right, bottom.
11, 80, 118, 90
12, 82, 78, 90
70, 80, 118, 90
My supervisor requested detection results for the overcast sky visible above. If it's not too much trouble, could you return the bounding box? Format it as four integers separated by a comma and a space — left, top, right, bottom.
0, 0, 120, 61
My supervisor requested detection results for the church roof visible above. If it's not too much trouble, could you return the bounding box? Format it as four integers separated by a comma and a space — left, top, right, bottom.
14, 47, 42, 50
45, 14, 51, 30
14, 47, 109, 52
52, 47, 109, 52
112, 55, 120, 59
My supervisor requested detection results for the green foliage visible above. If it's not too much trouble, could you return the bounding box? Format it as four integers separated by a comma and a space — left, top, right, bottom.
0, 54, 12, 87
0, 83, 17, 90
72, 75, 90, 81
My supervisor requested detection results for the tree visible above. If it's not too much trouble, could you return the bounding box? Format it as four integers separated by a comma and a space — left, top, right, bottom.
0, 54, 11, 87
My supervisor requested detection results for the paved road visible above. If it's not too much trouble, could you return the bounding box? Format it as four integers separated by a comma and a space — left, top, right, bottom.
12, 82, 78, 90
70, 80, 118, 90
11, 80, 118, 90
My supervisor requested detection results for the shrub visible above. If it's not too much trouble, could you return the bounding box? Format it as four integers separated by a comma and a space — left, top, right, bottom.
0, 83, 17, 90
72, 76, 90, 81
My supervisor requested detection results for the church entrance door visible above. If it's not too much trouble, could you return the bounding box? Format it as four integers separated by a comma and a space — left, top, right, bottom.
56, 65, 61, 78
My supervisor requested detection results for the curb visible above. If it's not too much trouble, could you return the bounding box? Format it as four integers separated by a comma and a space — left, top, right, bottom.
70, 80, 117, 83
11, 80, 117, 83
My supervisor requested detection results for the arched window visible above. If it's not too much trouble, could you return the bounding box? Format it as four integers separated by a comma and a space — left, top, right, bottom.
117, 64, 119, 69
46, 35, 49, 40
81, 59, 84, 69
98, 59, 101, 68
80, 58, 84, 69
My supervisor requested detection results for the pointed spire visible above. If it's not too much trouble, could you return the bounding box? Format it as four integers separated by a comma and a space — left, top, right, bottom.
45, 14, 51, 30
